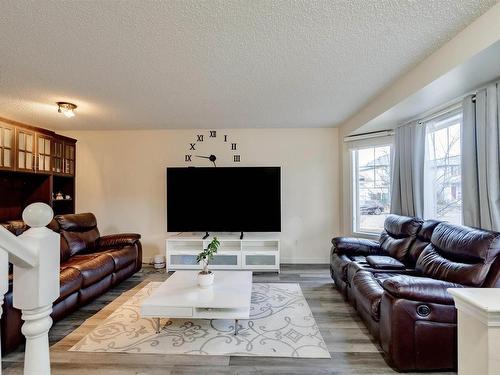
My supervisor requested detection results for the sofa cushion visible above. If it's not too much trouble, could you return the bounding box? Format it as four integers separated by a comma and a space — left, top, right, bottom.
383, 214, 423, 237
56, 213, 100, 257
331, 253, 351, 283
352, 271, 401, 321
382, 275, 464, 305
99, 234, 141, 249
417, 223, 500, 287
352, 271, 384, 321
331, 237, 383, 256
406, 220, 441, 266
63, 253, 115, 287
379, 215, 422, 263
430, 223, 500, 263
366, 255, 406, 270
57, 267, 83, 302
105, 246, 139, 271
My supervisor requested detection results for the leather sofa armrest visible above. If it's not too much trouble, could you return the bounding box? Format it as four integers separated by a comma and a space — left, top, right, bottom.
366, 255, 406, 270
98, 233, 141, 249
331, 237, 384, 257
382, 275, 465, 305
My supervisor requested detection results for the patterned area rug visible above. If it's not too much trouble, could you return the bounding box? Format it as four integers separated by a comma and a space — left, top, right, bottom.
69, 282, 330, 358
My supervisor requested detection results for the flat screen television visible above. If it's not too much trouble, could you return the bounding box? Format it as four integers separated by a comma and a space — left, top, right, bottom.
167, 167, 281, 232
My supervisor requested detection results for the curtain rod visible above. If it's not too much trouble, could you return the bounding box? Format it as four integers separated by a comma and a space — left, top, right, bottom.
416, 101, 465, 125
398, 93, 474, 129
344, 130, 394, 142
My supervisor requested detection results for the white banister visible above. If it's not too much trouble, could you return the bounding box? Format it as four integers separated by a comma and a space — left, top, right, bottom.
0, 203, 60, 375
0, 226, 37, 268
449, 288, 500, 375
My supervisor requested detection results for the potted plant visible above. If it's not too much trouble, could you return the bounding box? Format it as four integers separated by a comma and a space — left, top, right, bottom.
196, 237, 220, 287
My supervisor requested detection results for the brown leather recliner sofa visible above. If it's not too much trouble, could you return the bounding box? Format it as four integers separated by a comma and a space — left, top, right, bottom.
330, 214, 500, 371
1, 213, 142, 353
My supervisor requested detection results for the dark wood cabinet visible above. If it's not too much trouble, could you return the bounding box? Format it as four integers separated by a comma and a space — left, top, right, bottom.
0, 117, 77, 222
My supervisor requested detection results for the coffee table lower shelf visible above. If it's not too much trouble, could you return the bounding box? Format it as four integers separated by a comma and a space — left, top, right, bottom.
142, 305, 250, 335
151, 315, 245, 335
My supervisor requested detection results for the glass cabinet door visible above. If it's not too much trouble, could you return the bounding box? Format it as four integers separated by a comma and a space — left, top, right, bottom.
51, 138, 64, 174
0, 124, 14, 170
36, 134, 52, 173
16, 129, 35, 171
64, 143, 75, 175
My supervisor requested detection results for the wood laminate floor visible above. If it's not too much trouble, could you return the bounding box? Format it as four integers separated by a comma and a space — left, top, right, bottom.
1, 265, 455, 375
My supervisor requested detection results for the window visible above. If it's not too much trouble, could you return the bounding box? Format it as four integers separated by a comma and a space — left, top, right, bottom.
352, 145, 392, 233
424, 110, 462, 224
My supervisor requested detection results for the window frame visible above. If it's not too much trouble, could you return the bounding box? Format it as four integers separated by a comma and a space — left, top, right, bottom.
349, 140, 393, 237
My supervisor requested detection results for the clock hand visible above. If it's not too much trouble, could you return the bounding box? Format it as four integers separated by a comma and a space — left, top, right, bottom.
195, 154, 217, 164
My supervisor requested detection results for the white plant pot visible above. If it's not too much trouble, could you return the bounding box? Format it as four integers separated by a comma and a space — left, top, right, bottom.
197, 271, 214, 288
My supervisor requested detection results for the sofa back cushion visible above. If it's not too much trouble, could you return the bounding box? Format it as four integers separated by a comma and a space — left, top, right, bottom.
47, 218, 73, 263
416, 223, 500, 287
55, 213, 100, 259
379, 214, 422, 263
406, 219, 441, 266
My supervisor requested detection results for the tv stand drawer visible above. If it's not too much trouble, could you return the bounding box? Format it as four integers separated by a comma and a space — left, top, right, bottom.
242, 252, 278, 269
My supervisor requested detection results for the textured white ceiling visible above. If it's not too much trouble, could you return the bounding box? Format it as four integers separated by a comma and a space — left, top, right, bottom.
0, 0, 497, 130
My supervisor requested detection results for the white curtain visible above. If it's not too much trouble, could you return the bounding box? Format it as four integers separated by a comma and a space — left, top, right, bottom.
390, 121, 426, 218
462, 83, 500, 230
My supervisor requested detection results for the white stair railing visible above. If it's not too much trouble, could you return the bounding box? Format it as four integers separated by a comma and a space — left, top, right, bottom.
0, 203, 60, 375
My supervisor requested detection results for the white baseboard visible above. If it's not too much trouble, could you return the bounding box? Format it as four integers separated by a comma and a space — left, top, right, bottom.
280, 257, 329, 264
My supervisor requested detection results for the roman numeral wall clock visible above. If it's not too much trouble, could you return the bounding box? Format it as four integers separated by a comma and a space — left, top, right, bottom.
185, 131, 241, 167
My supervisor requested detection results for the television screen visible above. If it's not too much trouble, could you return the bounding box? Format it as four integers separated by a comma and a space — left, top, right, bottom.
167, 167, 281, 232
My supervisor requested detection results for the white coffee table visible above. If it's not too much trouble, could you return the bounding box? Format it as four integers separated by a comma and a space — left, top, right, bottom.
140, 270, 253, 335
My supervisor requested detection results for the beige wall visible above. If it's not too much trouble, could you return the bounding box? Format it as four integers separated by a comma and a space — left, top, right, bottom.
62, 128, 340, 263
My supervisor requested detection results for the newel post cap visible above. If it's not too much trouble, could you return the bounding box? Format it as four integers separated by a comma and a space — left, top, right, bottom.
22, 203, 54, 228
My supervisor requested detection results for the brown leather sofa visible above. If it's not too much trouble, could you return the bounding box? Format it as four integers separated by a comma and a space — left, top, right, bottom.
1, 213, 142, 353
331, 215, 500, 371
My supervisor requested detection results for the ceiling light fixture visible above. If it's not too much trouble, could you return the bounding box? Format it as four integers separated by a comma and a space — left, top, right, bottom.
57, 102, 77, 118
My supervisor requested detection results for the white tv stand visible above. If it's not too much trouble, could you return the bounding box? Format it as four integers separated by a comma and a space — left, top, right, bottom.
166, 233, 280, 273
